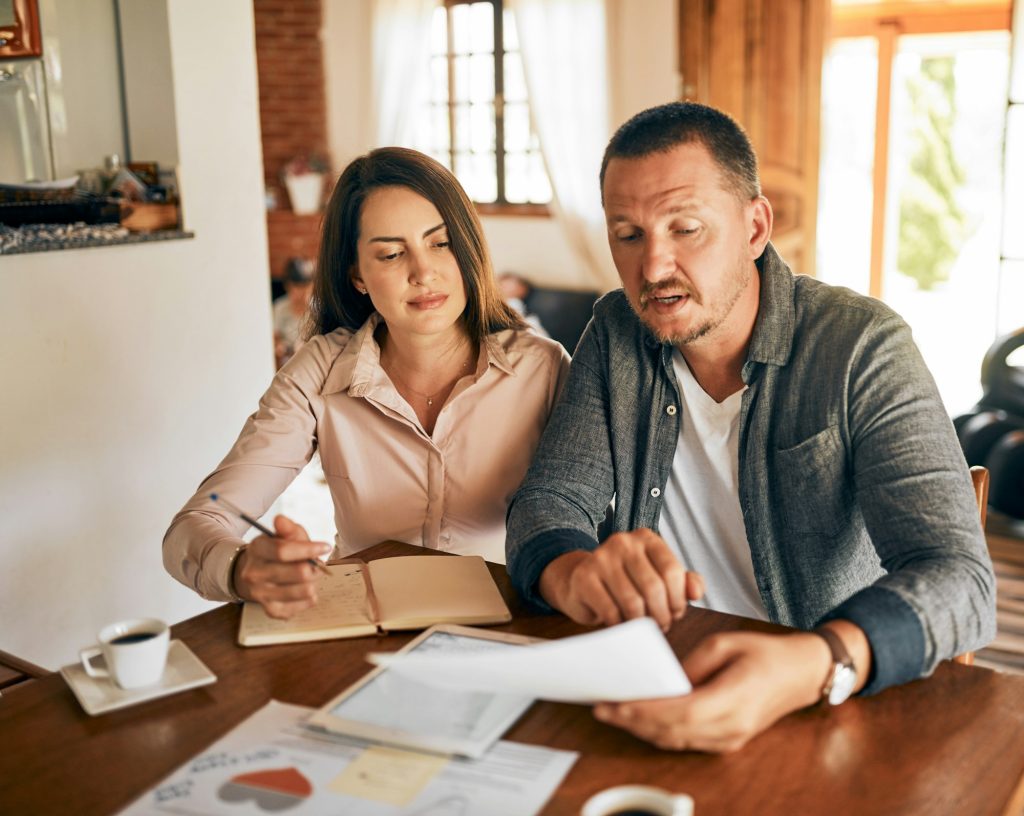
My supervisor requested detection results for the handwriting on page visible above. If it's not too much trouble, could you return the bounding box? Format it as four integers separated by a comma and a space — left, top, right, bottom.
243, 567, 372, 635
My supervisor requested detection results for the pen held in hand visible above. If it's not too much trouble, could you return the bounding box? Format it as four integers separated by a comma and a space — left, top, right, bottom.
209, 493, 331, 575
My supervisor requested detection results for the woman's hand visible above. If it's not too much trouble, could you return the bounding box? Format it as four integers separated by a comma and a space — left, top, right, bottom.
232, 515, 332, 619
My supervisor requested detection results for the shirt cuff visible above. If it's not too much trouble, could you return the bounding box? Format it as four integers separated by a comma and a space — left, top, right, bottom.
509, 528, 599, 612
818, 585, 925, 695
199, 537, 248, 602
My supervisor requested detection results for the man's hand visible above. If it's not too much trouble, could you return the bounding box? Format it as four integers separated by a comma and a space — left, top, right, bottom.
233, 514, 332, 619
594, 631, 833, 753
538, 529, 705, 630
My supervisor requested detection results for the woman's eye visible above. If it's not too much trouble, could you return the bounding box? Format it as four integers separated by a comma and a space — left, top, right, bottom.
434, 240, 450, 249
380, 250, 402, 261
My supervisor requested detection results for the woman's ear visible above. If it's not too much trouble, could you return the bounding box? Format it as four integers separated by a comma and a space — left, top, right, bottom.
350, 268, 367, 295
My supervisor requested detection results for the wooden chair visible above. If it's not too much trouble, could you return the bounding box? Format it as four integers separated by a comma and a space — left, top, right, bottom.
0, 649, 50, 697
952, 466, 990, 666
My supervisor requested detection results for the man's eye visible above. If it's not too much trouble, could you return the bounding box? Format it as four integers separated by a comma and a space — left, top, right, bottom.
615, 233, 640, 243
674, 226, 700, 236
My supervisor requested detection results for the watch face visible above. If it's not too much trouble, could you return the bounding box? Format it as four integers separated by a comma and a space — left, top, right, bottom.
828, 665, 857, 705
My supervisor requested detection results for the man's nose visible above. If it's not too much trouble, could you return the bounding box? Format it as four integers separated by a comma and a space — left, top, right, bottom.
641, 235, 674, 282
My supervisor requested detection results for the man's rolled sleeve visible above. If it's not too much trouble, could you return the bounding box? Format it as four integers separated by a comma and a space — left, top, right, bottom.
508, 528, 599, 611
819, 587, 926, 695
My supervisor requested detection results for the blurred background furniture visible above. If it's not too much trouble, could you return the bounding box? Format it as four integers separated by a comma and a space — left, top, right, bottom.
0, 649, 49, 697
522, 286, 600, 353
955, 330, 1024, 674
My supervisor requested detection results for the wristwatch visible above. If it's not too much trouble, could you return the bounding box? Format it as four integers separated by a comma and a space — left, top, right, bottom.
815, 627, 857, 706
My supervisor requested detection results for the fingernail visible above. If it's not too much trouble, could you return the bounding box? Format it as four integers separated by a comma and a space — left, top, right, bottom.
594, 705, 609, 720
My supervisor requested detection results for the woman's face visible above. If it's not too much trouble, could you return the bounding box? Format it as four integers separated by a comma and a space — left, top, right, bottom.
352, 185, 468, 343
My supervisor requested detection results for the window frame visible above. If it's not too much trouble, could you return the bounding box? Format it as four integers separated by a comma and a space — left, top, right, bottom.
829, 0, 1012, 298
442, 0, 551, 216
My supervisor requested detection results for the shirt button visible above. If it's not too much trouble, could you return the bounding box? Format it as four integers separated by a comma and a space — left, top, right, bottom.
650, 487, 661, 498
666, 405, 677, 416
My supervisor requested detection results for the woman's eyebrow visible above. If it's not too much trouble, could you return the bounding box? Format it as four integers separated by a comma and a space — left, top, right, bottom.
368, 222, 446, 244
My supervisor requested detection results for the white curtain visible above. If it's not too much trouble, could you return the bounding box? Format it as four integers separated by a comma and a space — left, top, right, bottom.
510, 0, 620, 291
371, 0, 438, 146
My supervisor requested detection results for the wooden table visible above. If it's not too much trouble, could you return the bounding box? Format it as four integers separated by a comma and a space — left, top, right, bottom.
4, 541, 1024, 815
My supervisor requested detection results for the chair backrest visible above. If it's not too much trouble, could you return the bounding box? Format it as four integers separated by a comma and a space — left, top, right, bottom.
953, 466, 990, 667
972, 465, 990, 528
0, 648, 50, 696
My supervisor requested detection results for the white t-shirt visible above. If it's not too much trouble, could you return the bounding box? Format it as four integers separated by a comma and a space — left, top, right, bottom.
660, 350, 768, 620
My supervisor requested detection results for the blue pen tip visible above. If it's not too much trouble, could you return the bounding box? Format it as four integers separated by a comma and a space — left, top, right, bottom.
210, 493, 219, 501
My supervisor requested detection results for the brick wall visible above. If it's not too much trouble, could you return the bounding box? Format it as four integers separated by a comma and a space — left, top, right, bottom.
253, 0, 328, 283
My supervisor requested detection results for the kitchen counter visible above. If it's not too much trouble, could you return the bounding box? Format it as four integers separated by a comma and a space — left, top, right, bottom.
0, 223, 193, 255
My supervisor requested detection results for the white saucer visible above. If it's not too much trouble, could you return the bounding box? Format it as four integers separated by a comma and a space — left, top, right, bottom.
60, 639, 217, 716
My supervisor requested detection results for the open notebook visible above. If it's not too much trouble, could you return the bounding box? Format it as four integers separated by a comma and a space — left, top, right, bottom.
238, 554, 511, 646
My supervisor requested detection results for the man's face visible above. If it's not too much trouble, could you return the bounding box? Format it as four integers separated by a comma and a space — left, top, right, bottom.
288, 281, 313, 309
602, 142, 768, 348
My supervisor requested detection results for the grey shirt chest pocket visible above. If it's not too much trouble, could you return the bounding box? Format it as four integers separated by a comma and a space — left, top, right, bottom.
774, 425, 852, 537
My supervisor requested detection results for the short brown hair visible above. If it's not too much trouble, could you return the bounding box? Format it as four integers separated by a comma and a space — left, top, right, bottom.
599, 101, 761, 203
308, 147, 524, 340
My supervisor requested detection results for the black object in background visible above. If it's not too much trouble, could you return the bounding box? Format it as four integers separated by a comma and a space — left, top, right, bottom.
955, 328, 1024, 520
0, 192, 121, 226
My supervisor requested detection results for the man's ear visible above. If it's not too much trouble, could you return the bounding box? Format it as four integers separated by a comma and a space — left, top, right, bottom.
747, 195, 773, 259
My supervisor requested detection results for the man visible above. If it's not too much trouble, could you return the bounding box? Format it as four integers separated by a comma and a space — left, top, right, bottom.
273, 257, 315, 368
506, 101, 994, 753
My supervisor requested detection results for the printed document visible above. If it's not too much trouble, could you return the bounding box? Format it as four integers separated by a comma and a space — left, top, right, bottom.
118, 700, 577, 816
368, 617, 692, 702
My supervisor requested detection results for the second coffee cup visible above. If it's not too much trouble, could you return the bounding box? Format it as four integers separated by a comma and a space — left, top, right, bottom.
79, 618, 170, 689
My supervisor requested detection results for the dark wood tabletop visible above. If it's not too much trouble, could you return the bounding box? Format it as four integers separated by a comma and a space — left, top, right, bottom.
4, 541, 1024, 815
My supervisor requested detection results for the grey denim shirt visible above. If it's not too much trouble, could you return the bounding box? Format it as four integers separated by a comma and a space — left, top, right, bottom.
506, 244, 995, 695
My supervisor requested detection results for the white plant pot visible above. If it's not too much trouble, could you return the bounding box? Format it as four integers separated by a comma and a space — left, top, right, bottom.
284, 173, 324, 215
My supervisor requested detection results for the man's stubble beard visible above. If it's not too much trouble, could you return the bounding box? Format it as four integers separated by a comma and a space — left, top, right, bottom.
632, 255, 752, 348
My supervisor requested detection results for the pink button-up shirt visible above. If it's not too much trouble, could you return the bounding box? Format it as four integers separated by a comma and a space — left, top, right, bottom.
163, 314, 570, 601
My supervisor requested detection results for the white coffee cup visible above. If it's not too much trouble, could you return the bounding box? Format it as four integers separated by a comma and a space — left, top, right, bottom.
79, 618, 170, 690
582, 785, 695, 816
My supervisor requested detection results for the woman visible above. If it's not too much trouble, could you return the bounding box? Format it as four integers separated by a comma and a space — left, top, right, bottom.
164, 148, 570, 618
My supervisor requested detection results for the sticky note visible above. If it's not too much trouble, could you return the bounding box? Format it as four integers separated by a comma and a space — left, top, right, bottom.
329, 745, 448, 806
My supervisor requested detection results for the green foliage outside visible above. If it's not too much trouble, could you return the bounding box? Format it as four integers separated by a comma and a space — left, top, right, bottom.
897, 57, 969, 291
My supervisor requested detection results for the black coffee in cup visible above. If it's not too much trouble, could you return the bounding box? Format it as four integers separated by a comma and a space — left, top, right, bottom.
607, 811, 662, 816
110, 632, 158, 645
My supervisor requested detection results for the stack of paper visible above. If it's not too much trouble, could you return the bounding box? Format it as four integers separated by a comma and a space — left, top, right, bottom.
368, 617, 692, 702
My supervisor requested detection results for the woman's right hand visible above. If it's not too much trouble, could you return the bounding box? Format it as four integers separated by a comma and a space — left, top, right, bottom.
232, 514, 332, 619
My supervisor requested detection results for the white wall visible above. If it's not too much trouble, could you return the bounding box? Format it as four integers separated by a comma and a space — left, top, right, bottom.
320, 0, 678, 292
0, 0, 273, 670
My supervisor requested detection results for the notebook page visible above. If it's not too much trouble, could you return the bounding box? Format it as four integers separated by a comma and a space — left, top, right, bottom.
239, 564, 377, 644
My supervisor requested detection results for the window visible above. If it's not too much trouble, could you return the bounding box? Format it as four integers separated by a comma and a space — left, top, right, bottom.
817, 1, 1013, 415
419, 0, 552, 214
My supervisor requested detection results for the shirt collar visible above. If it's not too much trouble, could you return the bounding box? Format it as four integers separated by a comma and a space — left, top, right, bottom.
320, 313, 516, 397
744, 242, 795, 372
321, 313, 384, 397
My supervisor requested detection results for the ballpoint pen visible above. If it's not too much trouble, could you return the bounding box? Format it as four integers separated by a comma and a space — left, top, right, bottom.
210, 493, 331, 575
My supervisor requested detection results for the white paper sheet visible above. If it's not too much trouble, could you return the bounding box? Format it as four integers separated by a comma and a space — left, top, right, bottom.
368, 618, 691, 702
119, 700, 577, 816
